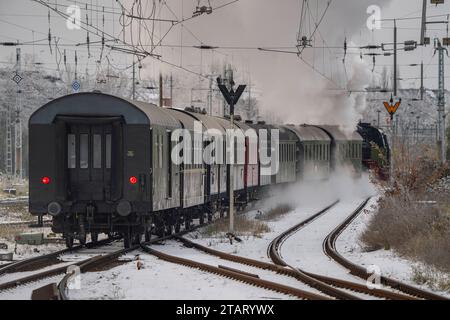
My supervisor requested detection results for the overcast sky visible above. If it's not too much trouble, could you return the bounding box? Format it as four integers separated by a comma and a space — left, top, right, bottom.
1, 0, 450, 122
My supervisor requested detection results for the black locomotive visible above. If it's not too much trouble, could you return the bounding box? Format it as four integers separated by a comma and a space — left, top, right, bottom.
357, 122, 390, 180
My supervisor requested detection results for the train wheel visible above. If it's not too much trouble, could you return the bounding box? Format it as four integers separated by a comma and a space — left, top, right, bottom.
123, 232, 132, 248
166, 224, 174, 236
144, 229, 151, 242
185, 218, 191, 231
175, 221, 181, 233
155, 224, 165, 238
132, 233, 141, 245
65, 236, 74, 249
79, 233, 87, 246
91, 232, 99, 244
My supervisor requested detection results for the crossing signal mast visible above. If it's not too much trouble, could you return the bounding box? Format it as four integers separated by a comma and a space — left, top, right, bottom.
421, 0, 448, 164
217, 75, 246, 237
5, 48, 23, 180
14, 48, 23, 180
434, 39, 448, 164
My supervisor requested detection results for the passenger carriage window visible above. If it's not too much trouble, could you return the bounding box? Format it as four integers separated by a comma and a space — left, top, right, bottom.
68, 134, 76, 169
93, 134, 102, 169
80, 134, 89, 169
159, 134, 163, 169
105, 134, 112, 169
167, 131, 172, 198
285, 144, 288, 162
286, 144, 288, 162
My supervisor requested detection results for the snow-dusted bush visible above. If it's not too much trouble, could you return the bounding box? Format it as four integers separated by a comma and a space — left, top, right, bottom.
362, 146, 450, 274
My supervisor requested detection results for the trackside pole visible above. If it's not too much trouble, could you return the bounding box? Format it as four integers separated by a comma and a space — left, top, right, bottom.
217, 77, 246, 237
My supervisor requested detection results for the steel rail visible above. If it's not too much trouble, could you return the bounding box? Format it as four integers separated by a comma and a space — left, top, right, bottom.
267, 199, 418, 300
323, 198, 448, 300
140, 243, 330, 300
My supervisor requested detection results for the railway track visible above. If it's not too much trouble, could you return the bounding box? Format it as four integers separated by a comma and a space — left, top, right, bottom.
0, 220, 52, 228
140, 242, 330, 300
58, 244, 140, 300
174, 235, 360, 300
175, 202, 410, 300
57, 222, 225, 300
0, 202, 257, 299
0, 198, 28, 206
322, 198, 447, 300
268, 198, 446, 300
59, 227, 333, 300
0, 238, 120, 296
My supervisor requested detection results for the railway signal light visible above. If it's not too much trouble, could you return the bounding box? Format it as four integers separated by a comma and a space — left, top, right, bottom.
41, 176, 51, 185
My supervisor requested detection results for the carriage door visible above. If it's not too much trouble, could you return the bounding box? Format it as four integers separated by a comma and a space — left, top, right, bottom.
67, 124, 113, 201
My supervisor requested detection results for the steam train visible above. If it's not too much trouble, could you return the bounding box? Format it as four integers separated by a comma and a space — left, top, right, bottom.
28, 92, 387, 248
357, 122, 390, 180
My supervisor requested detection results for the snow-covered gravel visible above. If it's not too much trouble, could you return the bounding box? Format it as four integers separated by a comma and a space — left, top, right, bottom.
0, 274, 65, 300
156, 239, 324, 296
68, 250, 295, 300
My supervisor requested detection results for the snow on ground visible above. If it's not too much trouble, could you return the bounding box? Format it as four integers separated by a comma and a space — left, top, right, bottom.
184, 171, 370, 263
68, 250, 295, 300
6, 172, 446, 299
280, 198, 372, 284
185, 203, 326, 265
0, 230, 65, 266
155, 239, 324, 296
0, 260, 74, 285
0, 203, 30, 223
336, 197, 450, 298
0, 274, 65, 300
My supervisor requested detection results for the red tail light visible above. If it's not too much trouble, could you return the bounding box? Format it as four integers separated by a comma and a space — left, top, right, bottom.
41, 176, 50, 185
129, 176, 137, 184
